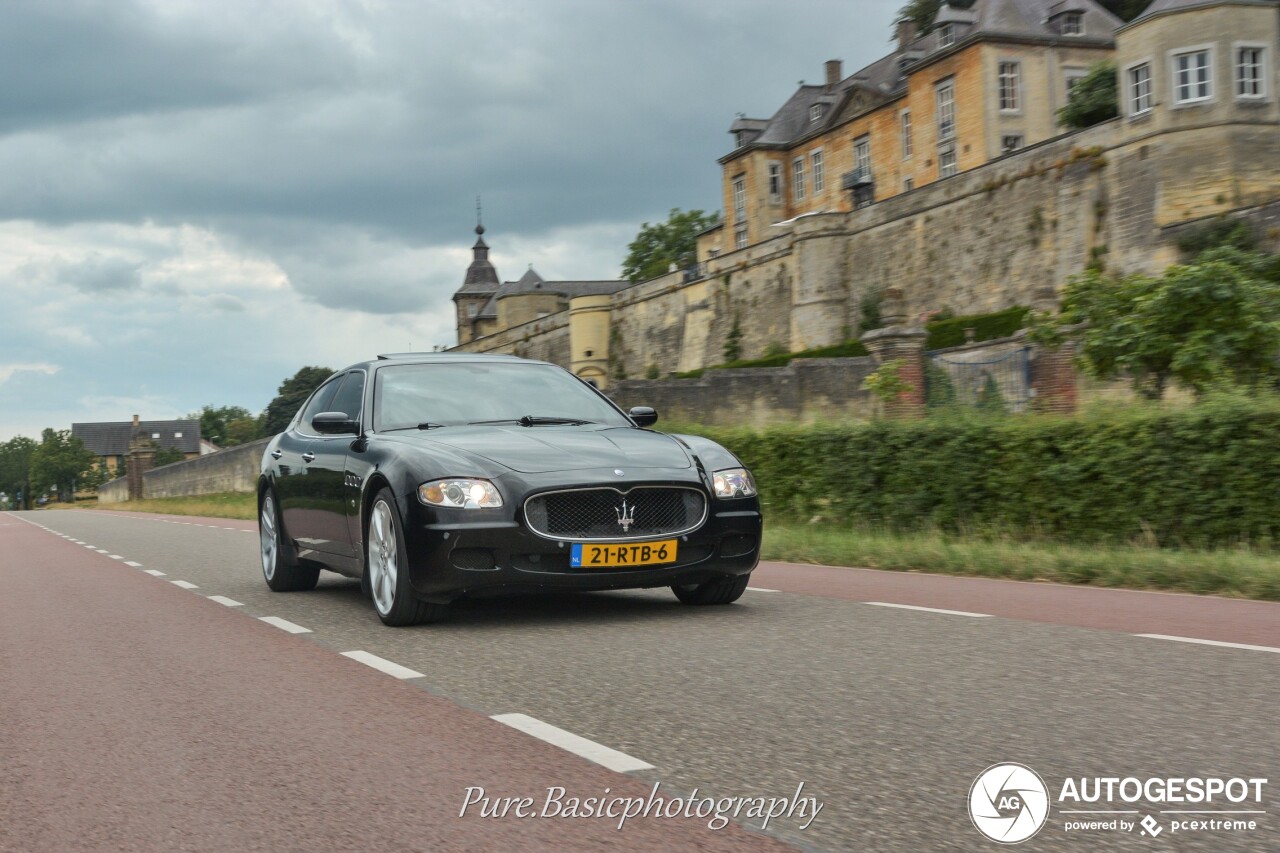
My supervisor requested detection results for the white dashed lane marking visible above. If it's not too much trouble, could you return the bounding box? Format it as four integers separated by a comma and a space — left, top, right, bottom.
171, 580, 199, 590
207, 595, 243, 607
259, 616, 312, 634
747, 586, 779, 593
865, 602, 993, 618
108, 555, 124, 560
1137, 634, 1280, 654
144, 570, 166, 577
125, 561, 142, 568
491, 713, 655, 773
340, 650, 424, 680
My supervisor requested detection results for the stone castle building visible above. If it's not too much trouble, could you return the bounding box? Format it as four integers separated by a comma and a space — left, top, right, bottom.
454, 0, 1280, 389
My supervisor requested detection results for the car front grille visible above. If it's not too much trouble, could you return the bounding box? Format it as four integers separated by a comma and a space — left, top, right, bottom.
524, 486, 707, 541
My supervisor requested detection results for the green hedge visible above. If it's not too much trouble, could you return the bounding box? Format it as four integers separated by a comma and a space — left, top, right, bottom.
683, 397, 1280, 549
675, 339, 870, 378
925, 306, 1030, 349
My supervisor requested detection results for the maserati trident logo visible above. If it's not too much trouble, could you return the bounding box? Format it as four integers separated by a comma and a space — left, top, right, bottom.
615, 500, 635, 532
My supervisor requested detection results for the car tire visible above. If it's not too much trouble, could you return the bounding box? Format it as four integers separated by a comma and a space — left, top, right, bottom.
671, 573, 750, 605
260, 490, 320, 592
366, 488, 449, 627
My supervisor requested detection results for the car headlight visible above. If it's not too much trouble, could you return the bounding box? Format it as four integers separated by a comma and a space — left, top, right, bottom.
417, 478, 503, 509
712, 467, 756, 499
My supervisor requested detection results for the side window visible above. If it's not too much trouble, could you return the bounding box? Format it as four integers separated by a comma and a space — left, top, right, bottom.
298, 377, 341, 432
329, 370, 366, 421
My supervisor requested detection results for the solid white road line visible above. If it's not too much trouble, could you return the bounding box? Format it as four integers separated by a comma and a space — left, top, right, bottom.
207, 595, 243, 607
747, 586, 780, 593
124, 561, 142, 568
1136, 634, 1280, 654
865, 601, 993, 618
340, 650, 424, 680
143, 569, 166, 576
491, 713, 655, 773
171, 580, 199, 589
259, 616, 312, 634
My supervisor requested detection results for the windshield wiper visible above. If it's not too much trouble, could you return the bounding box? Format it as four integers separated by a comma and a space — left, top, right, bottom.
417, 422, 447, 430
468, 415, 594, 427
379, 423, 448, 432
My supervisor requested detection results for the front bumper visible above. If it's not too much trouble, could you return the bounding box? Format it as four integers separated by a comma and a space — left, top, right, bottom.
397, 470, 762, 603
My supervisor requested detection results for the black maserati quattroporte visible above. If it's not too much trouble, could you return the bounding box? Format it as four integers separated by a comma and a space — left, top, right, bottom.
257, 353, 762, 625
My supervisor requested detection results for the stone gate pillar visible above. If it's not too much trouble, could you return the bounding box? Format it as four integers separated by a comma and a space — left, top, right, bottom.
126, 414, 155, 500
860, 287, 927, 418
1028, 286, 1079, 415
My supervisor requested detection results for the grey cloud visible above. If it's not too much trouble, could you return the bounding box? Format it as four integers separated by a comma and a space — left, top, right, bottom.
54, 254, 144, 293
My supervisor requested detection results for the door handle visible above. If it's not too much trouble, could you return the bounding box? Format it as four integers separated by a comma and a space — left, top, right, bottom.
271, 450, 283, 459
301, 452, 316, 463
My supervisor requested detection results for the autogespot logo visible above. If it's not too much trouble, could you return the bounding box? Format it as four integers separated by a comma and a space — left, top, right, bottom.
969, 763, 1051, 844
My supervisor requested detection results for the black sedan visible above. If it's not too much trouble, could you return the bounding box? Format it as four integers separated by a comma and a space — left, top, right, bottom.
257, 353, 762, 625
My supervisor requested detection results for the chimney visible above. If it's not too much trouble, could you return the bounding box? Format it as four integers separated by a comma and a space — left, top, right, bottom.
132, 414, 140, 428
896, 19, 918, 50
825, 59, 842, 90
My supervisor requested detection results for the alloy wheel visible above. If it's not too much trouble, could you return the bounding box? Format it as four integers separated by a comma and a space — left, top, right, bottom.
369, 500, 399, 616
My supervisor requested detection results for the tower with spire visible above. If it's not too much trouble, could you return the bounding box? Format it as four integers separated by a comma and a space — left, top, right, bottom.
453, 201, 501, 345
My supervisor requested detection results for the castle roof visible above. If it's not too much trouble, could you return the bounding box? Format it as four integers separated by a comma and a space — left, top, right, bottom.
456, 223, 501, 298
1131, 0, 1276, 21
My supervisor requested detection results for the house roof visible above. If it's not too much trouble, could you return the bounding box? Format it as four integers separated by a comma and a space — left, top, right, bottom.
1130, 0, 1275, 22
474, 267, 630, 318
72, 420, 201, 456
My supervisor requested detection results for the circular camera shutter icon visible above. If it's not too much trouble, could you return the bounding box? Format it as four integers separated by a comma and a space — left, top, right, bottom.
968, 763, 1050, 844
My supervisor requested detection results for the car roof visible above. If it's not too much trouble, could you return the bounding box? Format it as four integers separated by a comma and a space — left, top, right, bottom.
336, 352, 550, 373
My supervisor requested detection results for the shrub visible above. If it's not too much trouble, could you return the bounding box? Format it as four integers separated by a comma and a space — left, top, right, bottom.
679, 396, 1280, 549
925, 306, 1030, 349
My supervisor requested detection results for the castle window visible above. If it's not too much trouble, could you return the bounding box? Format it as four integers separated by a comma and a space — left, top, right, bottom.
768, 162, 783, 202
935, 79, 955, 141
853, 135, 871, 178
1236, 46, 1266, 99
1061, 12, 1083, 36
903, 177, 915, 192
1128, 62, 1152, 114
1001, 135, 1023, 154
1172, 47, 1212, 104
467, 303, 478, 318
811, 149, 825, 193
792, 157, 806, 201
938, 24, 954, 48
900, 109, 912, 159
938, 143, 957, 178
998, 61, 1021, 112
732, 175, 746, 222
809, 104, 824, 122
734, 225, 748, 250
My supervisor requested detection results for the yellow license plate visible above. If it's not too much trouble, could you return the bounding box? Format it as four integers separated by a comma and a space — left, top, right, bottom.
570, 539, 678, 568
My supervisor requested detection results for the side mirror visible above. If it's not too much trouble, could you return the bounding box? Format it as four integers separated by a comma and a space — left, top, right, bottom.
312, 411, 359, 435
628, 406, 659, 427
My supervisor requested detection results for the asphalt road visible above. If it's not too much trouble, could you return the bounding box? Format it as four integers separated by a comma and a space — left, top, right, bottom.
3, 508, 1277, 852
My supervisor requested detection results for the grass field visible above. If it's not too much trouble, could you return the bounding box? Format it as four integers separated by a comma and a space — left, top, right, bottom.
43, 494, 1280, 600
763, 523, 1280, 601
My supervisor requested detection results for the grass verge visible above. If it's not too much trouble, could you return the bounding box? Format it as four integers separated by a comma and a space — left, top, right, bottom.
763, 522, 1280, 601
85, 492, 257, 521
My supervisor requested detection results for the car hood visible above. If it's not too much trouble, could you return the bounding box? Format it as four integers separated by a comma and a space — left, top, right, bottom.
414, 425, 693, 474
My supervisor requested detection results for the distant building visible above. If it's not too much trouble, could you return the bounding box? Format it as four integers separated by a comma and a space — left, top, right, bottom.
701, 0, 1125, 260
452, 222, 630, 386
73, 417, 203, 476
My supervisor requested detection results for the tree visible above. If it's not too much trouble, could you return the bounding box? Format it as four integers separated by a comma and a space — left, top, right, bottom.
260, 366, 334, 436
189, 404, 254, 447
153, 445, 186, 466
1059, 249, 1280, 399
622, 209, 719, 283
0, 436, 36, 509
1057, 61, 1118, 129
30, 429, 96, 502
224, 416, 263, 446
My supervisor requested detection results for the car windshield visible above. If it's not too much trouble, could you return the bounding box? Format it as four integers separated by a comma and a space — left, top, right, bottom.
374, 362, 632, 431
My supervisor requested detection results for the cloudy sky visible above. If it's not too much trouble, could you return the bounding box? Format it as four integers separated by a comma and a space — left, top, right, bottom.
0, 0, 901, 441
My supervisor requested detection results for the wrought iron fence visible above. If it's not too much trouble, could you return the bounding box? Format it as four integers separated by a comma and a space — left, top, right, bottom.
925, 346, 1032, 413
